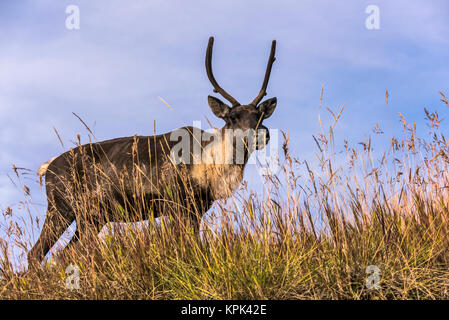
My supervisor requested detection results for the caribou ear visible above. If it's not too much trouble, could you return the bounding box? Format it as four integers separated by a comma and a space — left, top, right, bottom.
258, 97, 277, 119
208, 95, 231, 119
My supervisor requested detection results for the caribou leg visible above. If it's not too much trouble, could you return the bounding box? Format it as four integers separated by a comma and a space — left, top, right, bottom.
27, 206, 74, 268
63, 218, 104, 254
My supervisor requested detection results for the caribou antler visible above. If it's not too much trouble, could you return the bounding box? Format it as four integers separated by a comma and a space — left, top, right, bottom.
205, 37, 240, 107
251, 40, 276, 107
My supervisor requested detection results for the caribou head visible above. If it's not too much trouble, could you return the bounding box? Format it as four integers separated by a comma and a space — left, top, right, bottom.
205, 37, 277, 153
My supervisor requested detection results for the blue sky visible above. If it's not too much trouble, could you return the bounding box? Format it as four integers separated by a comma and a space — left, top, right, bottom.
1, 1, 449, 257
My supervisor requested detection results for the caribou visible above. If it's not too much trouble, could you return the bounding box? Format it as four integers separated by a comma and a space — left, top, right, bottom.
28, 37, 278, 265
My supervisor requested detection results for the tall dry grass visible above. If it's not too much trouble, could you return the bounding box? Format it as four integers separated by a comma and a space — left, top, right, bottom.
1, 92, 449, 299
